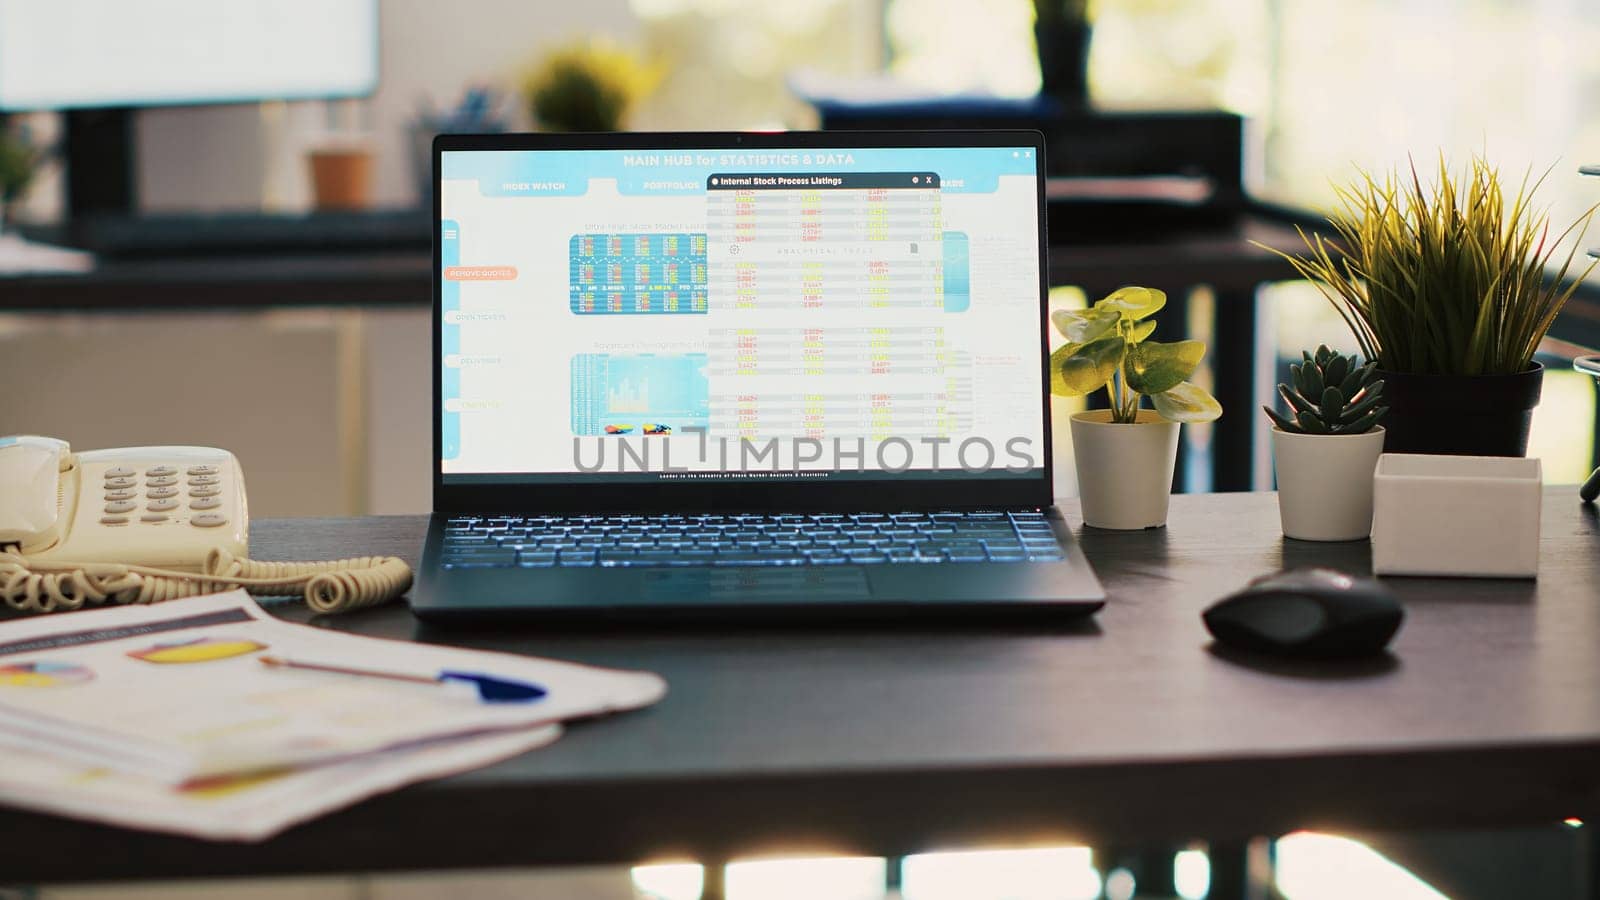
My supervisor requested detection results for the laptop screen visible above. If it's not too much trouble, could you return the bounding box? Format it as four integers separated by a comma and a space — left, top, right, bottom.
438, 139, 1046, 487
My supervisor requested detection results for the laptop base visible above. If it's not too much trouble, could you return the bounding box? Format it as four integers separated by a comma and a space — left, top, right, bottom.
411, 508, 1104, 624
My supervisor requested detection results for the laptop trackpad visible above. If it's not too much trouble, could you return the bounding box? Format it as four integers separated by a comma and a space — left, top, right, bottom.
642, 567, 872, 604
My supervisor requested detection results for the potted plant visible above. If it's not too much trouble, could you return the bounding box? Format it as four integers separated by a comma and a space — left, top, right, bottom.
523, 38, 661, 133
1264, 346, 1388, 541
0, 115, 41, 232
1033, 0, 1093, 109
1266, 157, 1598, 456
1051, 286, 1222, 529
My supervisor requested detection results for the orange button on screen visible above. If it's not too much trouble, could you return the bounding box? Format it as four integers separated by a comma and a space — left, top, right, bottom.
444, 266, 518, 281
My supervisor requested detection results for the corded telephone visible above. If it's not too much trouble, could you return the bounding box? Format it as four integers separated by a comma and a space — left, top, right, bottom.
0, 436, 411, 615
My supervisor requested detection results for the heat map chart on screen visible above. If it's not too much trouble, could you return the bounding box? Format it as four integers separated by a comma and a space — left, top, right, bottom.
569, 232, 708, 315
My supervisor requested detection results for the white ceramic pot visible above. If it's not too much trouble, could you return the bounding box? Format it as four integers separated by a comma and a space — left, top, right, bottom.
1069, 409, 1180, 530
1271, 426, 1386, 541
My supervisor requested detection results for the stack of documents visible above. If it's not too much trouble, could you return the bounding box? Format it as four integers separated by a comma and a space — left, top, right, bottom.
0, 591, 665, 841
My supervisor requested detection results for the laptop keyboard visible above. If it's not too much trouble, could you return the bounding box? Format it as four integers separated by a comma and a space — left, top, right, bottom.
438, 511, 1064, 569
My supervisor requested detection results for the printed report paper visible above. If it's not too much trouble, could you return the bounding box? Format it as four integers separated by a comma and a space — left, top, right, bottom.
0, 591, 666, 783
0, 725, 562, 842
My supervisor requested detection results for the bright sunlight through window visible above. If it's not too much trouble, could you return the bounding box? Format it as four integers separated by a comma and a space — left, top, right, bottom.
632, 861, 705, 900
726, 855, 887, 900
1275, 832, 1449, 900
901, 847, 1102, 900
1175, 848, 1211, 900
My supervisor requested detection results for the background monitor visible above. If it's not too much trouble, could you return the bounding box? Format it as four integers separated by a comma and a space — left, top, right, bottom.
0, 0, 378, 111
0, 0, 379, 221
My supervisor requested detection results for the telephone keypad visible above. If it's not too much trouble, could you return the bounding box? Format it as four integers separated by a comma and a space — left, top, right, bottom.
87, 456, 234, 535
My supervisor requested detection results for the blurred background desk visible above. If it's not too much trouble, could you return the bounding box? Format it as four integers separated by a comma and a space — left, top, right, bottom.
0, 208, 1314, 502
7, 209, 1599, 504
2, 248, 429, 310
4, 107, 1598, 513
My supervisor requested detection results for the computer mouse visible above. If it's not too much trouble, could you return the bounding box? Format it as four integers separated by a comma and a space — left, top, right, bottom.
1202, 568, 1403, 659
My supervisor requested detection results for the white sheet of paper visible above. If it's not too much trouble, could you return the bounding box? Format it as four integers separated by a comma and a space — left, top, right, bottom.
0, 591, 665, 783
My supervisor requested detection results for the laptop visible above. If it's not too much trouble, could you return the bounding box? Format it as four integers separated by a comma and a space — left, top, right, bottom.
412, 131, 1105, 622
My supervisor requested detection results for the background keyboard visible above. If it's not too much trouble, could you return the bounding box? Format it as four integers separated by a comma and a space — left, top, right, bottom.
439, 511, 1064, 569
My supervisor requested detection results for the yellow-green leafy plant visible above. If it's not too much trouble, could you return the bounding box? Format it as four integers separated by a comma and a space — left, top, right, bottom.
523, 37, 661, 133
0, 118, 40, 212
1264, 156, 1598, 376
1050, 286, 1222, 423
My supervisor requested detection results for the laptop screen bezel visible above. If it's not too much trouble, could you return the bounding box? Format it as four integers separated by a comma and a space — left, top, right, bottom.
432, 130, 1053, 513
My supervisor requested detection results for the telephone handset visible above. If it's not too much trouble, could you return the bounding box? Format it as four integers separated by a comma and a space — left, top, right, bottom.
0, 436, 249, 569
0, 436, 411, 615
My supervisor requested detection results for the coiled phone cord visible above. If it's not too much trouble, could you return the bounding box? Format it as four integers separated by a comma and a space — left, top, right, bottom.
0, 548, 412, 616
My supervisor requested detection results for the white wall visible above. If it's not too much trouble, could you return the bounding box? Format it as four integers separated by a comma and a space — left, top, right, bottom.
0, 311, 351, 517
137, 0, 639, 213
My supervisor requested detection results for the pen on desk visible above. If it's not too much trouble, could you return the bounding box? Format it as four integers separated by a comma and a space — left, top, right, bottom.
258, 655, 546, 703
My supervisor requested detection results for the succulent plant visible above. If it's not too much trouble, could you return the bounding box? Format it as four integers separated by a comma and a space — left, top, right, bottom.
1264, 345, 1387, 435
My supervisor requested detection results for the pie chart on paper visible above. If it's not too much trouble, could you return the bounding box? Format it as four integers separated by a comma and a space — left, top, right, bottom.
0, 660, 95, 688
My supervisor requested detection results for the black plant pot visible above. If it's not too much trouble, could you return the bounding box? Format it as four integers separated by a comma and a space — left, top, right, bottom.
1377, 364, 1544, 457
1035, 21, 1092, 108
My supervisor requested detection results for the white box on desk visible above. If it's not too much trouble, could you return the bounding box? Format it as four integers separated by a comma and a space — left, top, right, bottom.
1371, 453, 1541, 579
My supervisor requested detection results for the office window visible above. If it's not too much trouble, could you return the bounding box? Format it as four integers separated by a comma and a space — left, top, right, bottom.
1260, 0, 1600, 234
883, 0, 1599, 266
629, 0, 885, 129
885, 0, 1038, 95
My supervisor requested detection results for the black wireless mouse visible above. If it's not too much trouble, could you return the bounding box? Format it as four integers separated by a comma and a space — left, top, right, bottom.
1203, 568, 1403, 659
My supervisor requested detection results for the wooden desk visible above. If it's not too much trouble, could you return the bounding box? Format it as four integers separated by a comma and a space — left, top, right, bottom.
1, 489, 1595, 885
